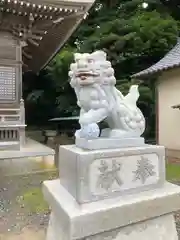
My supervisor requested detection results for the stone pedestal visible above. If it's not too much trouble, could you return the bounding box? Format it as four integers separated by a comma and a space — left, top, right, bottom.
75, 137, 145, 150
43, 144, 180, 239
59, 145, 165, 203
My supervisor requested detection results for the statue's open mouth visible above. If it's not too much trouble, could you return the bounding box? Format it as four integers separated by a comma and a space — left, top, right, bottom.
76, 71, 99, 80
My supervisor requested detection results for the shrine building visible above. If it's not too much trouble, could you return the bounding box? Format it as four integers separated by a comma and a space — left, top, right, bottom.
0, 0, 94, 151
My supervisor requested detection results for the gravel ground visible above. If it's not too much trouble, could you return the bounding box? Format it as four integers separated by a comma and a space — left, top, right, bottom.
174, 183, 180, 239
1, 171, 180, 239
175, 212, 180, 238
0, 132, 72, 239
0, 171, 58, 238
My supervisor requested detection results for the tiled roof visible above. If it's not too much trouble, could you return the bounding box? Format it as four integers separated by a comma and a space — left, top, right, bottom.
1, 0, 95, 72
132, 38, 180, 79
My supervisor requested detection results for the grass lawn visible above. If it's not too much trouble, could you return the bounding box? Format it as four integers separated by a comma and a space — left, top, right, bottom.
166, 162, 180, 181
16, 187, 50, 214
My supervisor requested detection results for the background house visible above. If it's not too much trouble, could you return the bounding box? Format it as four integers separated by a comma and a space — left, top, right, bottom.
133, 38, 180, 159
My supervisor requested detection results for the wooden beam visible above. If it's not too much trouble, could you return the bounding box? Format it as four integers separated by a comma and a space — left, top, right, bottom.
0, 12, 3, 24
12, 26, 22, 33
12, 30, 21, 39
22, 62, 28, 70
31, 34, 43, 40
22, 50, 32, 60
27, 38, 39, 47
53, 17, 64, 24
155, 81, 159, 145
32, 29, 47, 35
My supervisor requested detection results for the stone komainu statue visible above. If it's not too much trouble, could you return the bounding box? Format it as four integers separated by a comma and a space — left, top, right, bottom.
69, 50, 145, 139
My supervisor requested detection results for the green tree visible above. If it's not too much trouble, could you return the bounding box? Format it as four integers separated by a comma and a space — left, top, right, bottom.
23, 70, 57, 125
80, 9, 178, 80
23, 48, 78, 125
46, 48, 78, 116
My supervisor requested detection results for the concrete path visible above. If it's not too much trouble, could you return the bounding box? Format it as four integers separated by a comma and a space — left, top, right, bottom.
0, 228, 45, 240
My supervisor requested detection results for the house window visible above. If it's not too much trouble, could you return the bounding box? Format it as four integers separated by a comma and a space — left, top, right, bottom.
0, 66, 16, 101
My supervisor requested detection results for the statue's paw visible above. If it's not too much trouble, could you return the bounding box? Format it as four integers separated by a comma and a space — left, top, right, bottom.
79, 123, 100, 139
75, 129, 81, 138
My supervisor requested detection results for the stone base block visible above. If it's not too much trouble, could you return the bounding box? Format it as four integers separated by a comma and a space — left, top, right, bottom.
43, 180, 180, 240
59, 144, 165, 203
75, 137, 145, 150
0, 138, 55, 160
46, 213, 177, 240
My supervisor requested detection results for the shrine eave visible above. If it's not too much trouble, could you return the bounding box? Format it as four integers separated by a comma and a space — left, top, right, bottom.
132, 38, 180, 79
0, 0, 95, 72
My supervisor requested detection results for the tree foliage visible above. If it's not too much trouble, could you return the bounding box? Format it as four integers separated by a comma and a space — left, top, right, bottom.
77, 1, 178, 80
23, 49, 78, 124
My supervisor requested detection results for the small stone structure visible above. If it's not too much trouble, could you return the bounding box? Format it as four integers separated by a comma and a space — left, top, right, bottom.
43, 50, 180, 239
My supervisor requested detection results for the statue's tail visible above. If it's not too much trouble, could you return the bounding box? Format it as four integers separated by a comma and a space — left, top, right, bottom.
123, 85, 139, 108
113, 86, 145, 135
